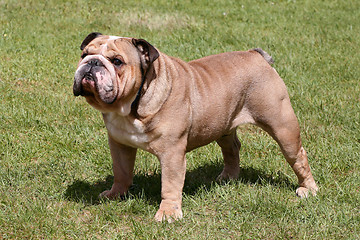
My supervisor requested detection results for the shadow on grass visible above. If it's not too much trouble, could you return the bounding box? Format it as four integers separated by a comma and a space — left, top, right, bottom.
64, 163, 297, 205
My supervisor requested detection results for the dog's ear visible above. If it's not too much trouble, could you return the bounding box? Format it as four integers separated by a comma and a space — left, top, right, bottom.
80, 32, 102, 50
132, 38, 159, 66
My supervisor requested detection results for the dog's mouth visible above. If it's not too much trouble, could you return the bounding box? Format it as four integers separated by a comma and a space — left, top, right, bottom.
78, 73, 96, 97
73, 58, 117, 104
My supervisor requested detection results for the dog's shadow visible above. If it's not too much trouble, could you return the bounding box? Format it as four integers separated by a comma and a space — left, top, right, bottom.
64, 163, 297, 205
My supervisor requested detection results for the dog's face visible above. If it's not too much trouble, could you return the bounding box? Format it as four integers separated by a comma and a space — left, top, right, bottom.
73, 32, 159, 115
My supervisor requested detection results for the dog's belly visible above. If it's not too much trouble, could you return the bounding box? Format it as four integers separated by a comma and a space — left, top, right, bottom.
186, 131, 223, 151
185, 104, 255, 152
185, 114, 232, 151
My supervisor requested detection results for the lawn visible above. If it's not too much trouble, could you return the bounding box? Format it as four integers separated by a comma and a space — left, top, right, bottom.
0, 0, 359, 239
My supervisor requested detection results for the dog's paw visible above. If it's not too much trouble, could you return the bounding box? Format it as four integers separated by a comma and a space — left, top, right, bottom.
154, 209, 183, 223
296, 184, 319, 198
99, 183, 129, 200
154, 200, 183, 223
216, 169, 239, 182
99, 189, 119, 200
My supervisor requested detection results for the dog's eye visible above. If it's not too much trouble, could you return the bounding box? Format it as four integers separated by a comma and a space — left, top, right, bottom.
81, 53, 88, 59
112, 58, 123, 66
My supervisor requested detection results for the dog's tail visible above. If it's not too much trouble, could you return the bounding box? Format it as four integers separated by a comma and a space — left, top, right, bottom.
252, 48, 274, 65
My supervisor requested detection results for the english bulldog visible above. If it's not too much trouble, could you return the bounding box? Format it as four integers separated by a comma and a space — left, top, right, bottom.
73, 32, 318, 222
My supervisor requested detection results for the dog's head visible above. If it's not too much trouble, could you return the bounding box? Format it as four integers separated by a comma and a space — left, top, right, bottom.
73, 32, 159, 115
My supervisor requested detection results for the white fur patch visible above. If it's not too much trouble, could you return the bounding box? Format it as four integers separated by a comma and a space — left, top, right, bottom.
108, 36, 122, 40
108, 36, 131, 40
104, 113, 149, 149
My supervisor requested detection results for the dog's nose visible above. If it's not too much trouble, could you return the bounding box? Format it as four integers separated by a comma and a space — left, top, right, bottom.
84, 72, 94, 81
88, 59, 102, 67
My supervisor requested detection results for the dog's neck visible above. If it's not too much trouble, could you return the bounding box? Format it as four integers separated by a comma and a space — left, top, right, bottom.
132, 54, 173, 118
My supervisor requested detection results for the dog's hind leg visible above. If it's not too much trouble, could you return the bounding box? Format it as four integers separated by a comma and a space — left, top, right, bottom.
216, 131, 241, 181
254, 97, 318, 198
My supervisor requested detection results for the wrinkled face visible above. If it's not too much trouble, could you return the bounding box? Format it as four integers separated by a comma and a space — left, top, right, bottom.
73, 34, 159, 115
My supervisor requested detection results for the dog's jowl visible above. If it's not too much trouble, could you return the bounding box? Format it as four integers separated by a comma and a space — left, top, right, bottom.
73, 33, 318, 222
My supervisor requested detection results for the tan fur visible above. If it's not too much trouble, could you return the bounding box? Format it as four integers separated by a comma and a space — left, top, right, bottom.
74, 34, 318, 222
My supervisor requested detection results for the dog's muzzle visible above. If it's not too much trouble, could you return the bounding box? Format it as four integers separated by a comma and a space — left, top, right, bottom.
73, 57, 117, 104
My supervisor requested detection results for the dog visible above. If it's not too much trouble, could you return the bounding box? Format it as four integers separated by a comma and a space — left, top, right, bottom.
73, 32, 318, 222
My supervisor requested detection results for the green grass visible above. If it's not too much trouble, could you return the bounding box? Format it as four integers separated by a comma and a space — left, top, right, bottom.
1, 0, 359, 239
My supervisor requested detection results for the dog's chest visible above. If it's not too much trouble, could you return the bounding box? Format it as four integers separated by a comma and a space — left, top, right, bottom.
103, 113, 149, 149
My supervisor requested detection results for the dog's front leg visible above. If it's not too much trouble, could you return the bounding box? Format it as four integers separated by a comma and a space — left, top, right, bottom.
154, 149, 187, 223
100, 136, 137, 199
